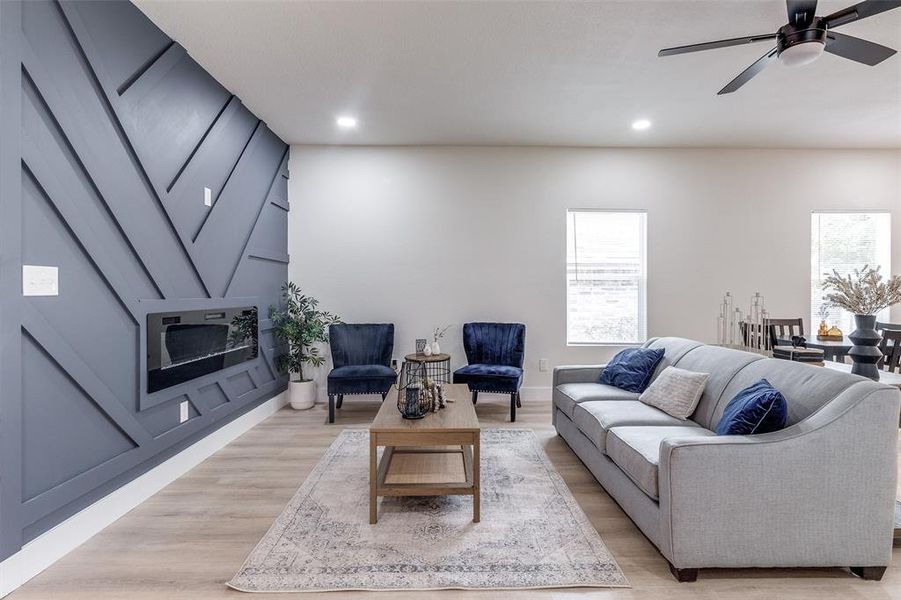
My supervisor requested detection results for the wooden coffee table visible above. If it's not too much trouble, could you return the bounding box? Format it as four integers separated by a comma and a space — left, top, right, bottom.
369, 383, 480, 524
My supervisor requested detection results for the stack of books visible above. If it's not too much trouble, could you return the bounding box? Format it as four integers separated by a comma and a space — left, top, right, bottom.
772, 345, 825, 366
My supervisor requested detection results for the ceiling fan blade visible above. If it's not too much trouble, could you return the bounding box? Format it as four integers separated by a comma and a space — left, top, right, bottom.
717, 48, 779, 95
824, 0, 901, 28
825, 31, 897, 65
658, 34, 777, 57
787, 0, 819, 27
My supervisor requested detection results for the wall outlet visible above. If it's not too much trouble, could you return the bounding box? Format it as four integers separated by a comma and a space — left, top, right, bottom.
539, 358, 549, 372
203, 186, 212, 207
22, 265, 59, 296
179, 401, 189, 423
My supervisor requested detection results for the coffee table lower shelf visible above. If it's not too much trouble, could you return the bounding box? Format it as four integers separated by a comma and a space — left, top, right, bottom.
369, 440, 480, 524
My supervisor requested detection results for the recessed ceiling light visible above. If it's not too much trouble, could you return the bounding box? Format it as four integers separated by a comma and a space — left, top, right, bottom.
632, 119, 652, 131
336, 116, 358, 129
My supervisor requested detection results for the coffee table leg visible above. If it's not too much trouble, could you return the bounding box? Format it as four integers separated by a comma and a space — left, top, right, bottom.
370, 434, 378, 524
473, 434, 480, 523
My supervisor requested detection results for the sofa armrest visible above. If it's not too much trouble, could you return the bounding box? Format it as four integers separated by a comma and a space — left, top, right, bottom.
656, 382, 900, 569
552, 364, 606, 387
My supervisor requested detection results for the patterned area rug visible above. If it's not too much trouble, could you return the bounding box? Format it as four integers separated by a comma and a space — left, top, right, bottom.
228, 429, 629, 592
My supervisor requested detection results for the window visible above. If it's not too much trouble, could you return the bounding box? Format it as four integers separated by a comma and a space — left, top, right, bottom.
567, 210, 647, 345
811, 211, 891, 333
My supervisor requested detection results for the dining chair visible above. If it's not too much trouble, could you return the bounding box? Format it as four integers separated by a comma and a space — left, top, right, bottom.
877, 321, 901, 334
326, 323, 397, 423
766, 318, 804, 350
877, 326, 901, 373
739, 321, 767, 349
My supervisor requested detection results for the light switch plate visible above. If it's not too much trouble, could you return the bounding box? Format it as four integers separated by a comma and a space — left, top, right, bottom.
179, 401, 189, 423
203, 187, 212, 207
22, 265, 59, 296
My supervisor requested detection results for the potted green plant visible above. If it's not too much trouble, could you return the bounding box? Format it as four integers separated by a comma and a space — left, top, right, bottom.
270, 282, 341, 409
822, 265, 901, 380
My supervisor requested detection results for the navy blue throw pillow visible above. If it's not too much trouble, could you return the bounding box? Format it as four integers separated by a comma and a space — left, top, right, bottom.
715, 379, 787, 435
598, 348, 665, 393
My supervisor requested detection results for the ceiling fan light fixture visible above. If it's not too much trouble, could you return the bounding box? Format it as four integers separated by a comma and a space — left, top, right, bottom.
657, 2, 901, 95
776, 21, 828, 67
778, 40, 825, 67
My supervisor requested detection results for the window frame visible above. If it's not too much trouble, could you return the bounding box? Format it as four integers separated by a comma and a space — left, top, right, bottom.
565, 208, 648, 347
810, 209, 892, 333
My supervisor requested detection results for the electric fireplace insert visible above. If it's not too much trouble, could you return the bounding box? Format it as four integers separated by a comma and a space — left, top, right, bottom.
147, 306, 258, 393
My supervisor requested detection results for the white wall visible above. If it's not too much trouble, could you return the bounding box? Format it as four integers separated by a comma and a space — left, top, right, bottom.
288, 146, 901, 390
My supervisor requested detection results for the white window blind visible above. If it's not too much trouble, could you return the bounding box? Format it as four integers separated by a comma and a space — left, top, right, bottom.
810, 211, 891, 334
567, 210, 647, 345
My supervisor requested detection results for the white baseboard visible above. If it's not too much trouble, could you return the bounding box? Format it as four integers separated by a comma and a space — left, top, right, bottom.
466, 386, 550, 402
0, 390, 288, 598
519, 386, 551, 401
456, 386, 551, 402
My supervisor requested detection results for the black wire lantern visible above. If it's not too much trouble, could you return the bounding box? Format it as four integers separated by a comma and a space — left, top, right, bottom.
397, 361, 437, 419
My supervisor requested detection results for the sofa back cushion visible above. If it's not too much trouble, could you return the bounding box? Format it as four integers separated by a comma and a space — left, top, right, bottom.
636, 338, 868, 430
672, 345, 765, 429
642, 337, 703, 376
712, 358, 859, 429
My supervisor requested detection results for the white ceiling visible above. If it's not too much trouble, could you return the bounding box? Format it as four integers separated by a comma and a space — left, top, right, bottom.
134, 0, 901, 148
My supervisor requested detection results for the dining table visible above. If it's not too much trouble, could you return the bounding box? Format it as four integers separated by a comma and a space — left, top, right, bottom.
776, 337, 852, 362
822, 360, 901, 388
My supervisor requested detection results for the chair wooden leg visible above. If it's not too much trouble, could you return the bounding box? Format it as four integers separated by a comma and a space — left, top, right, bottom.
850, 566, 887, 581
328, 395, 335, 423
515, 391, 522, 408
667, 562, 698, 582
471, 390, 478, 404
510, 393, 517, 422
336, 394, 343, 409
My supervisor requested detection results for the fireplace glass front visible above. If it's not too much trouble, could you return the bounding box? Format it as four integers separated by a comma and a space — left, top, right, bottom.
147, 306, 258, 393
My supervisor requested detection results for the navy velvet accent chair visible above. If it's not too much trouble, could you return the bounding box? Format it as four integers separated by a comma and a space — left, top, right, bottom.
327, 324, 396, 423
453, 322, 526, 421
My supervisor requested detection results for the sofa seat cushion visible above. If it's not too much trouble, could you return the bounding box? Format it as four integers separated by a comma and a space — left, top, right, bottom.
606, 426, 717, 500
554, 383, 639, 419
453, 364, 523, 393
572, 400, 699, 453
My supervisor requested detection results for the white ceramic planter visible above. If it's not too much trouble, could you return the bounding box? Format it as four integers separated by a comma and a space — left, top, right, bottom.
289, 379, 316, 410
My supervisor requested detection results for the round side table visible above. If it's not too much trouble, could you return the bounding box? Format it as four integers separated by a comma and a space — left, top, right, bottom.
403, 353, 451, 383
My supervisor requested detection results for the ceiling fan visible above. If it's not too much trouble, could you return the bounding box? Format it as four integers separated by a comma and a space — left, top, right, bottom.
658, 0, 901, 94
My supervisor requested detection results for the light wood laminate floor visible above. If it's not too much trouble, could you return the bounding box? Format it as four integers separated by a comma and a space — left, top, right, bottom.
10, 395, 901, 600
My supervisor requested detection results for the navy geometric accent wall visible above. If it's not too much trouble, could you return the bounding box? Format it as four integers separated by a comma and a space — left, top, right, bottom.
0, 0, 289, 559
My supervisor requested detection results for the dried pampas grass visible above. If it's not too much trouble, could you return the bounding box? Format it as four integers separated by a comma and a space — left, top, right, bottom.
821, 265, 901, 316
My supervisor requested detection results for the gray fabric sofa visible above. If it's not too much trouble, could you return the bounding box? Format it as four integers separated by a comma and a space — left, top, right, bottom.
553, 337, 900, 582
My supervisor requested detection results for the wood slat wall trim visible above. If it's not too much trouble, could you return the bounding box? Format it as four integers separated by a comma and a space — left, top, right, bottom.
0, 0, 289, 562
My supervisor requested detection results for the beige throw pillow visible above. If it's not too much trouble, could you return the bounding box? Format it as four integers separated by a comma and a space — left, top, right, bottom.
638, 366, 709, 420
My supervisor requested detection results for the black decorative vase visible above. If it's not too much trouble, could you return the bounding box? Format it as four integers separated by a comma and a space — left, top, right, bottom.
848, 314, 882, 381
